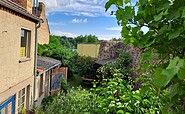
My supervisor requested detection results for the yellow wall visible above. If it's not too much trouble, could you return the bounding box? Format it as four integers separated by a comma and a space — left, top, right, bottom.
77, 44, 100, 58
0, 10, 36, 113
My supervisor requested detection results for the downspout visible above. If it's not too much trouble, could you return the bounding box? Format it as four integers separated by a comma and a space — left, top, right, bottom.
33, 19, 43, 106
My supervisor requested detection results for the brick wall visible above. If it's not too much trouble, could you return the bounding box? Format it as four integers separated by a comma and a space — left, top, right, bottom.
38, 2, 50, 45
11, 0, 32, 13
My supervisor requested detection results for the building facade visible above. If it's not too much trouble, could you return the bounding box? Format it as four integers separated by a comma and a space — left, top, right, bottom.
0, 0, 40, 113
77, 43, 100, 58
37, 2, 50, 45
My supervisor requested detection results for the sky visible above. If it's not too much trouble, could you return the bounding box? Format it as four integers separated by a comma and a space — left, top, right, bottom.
39, 0, 123, 40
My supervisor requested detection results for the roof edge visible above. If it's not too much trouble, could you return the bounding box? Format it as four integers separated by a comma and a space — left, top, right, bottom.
0, 1, 40, 22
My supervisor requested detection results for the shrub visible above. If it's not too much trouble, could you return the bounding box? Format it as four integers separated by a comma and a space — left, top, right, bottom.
97, 51, 132, 83
74, 56, 96, 78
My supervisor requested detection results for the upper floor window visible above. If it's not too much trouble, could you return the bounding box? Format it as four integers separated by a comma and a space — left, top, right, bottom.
20, 29, 31, 58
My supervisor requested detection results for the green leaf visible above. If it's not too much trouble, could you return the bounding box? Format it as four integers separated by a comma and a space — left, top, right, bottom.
123, 6, 133, 20
117, 110, 124, 114
177, 68, 185, 80
105, 0, 115, 11
177, 59, 185, 68
124, 0, 130, 4
166, 57, 180, 69
116, 0, 123, 6
168, 29, 181, 40
153, 67, 178, 87
169, 84, 178, 98
182, 7, 185, 18
154, 12, 163, 21
133, 95, 141, 100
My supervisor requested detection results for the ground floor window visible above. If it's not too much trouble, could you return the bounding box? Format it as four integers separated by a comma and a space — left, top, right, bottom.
0, 96, 15, 114
18, 88, 26, 113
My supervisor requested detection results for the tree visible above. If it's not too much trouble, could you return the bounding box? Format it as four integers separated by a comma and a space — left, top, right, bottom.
75, 34, 99, 45
106, 0, 185, 113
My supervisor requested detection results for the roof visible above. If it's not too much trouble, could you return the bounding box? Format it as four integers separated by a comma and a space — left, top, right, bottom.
0, 0, 40, 22
95, 58, 117, 65
37, 56, 61, 72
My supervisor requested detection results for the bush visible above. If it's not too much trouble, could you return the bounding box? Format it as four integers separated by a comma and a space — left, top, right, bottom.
37, 87, 98, 114
97, 51, 132, 83
91, 70, 162, 114
74, 56, 96, 78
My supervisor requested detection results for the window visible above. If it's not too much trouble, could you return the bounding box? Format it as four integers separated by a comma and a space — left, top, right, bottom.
0, 96, 15, 114
20, 29, 31, 58
18, 88, 26, 113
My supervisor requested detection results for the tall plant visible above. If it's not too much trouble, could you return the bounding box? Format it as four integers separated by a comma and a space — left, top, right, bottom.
105, 0, 185, 113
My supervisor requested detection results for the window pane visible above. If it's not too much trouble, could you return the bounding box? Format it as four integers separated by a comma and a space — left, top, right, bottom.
22, 88, 25, 95
21, 96, 25, 104
1, 107, 6, 114
20, 29, 31, 58
20, 29, 27, 57
21, 29, 24, 37
19, 90, 21, 98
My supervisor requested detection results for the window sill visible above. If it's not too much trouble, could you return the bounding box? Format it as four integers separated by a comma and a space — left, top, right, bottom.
19, 58, 31, 63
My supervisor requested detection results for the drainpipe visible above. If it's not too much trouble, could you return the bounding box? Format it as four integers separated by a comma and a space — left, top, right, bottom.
33, 19, 43, 107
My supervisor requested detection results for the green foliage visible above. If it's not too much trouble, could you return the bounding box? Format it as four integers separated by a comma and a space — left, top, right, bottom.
92, 71, 161, 114
74, 56, 96, 78
106, 0, 185, 113
60, 77, 68, 94
97, 51, 132, 82
60, 36, 75, 49
38, 35, 78, 77
75, 34, 99, 46
37, 71, 161, 114
37, 87, 98, 114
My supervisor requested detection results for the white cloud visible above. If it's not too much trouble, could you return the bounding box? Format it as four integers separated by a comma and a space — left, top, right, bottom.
106, 27, 122, 31
48, 22, 65, 25
97, 34, 121, 40
51, 30, 77, 37
39, 0, 110, 17
71, 18, 87, 23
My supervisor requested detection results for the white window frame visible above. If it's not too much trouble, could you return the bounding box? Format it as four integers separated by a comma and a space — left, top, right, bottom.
20, 29, 31, 58
18, 88, 26, 113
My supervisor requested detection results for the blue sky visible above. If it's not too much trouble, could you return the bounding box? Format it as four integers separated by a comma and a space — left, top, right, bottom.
39, 0, 138, 40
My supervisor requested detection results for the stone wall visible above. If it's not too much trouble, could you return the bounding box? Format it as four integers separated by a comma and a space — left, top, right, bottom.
98, 41, 141, 89
98, 41, 125, 60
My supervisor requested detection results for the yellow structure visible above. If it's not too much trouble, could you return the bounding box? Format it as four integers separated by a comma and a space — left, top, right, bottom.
0, 0, 40, 113
77, 43, 100, 58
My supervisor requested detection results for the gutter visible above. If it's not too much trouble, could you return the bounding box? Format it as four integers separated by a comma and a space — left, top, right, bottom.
33, 19, 43, 106
0, 1, 40, 22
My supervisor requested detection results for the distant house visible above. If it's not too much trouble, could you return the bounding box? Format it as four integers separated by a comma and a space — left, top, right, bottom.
0, 0, 40, 113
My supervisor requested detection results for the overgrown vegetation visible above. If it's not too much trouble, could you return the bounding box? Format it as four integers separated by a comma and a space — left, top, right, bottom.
36, 0, 185, 113
37, 69, 161, 114
38, 35, 97, 78
97, 51, 132, 82
105, 0, 185, 113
